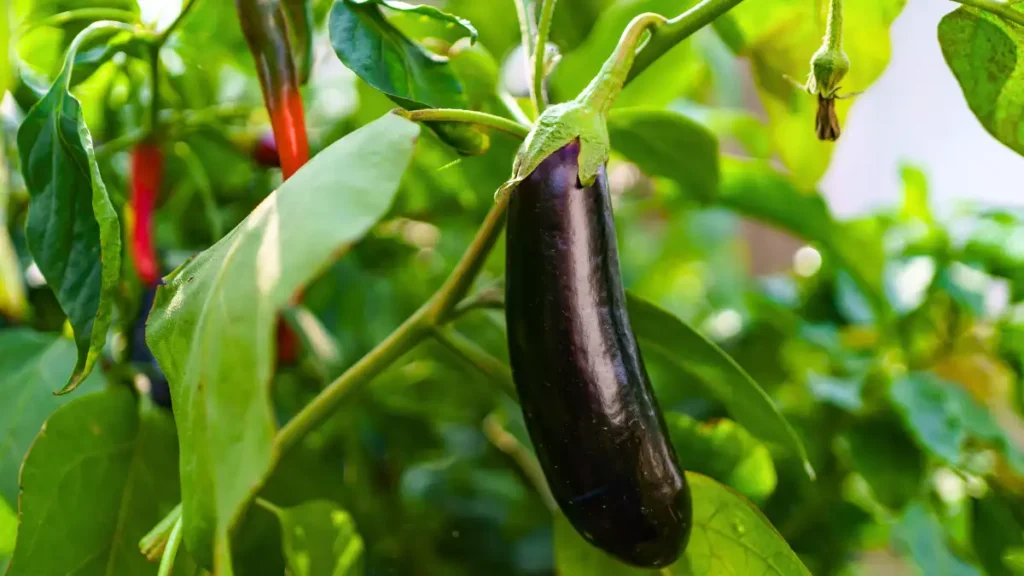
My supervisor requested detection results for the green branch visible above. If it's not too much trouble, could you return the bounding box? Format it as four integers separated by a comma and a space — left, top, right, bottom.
158, 0, 200, 45
432, 326, 518, 398
627, 0, 752, 84
533, 0, 558, 113
950, 0, 1024, 26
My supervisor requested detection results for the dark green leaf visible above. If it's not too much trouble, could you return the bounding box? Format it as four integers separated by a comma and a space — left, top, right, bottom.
15, 22, 130, 393
328, 0, 468, 109
843, 416, 924, 511
0, 330, 103, 507
554, 473, 811, 575
893, 503, 980, 576
6, 387, 180, 576
272, 500, 365, 576
607, 108, 720, 202
665, 414, 777, 503
626, 293, 813, 478
890, 372, 1024, 474
939, 6, 1024, 158
146, 113, 420, 571
972, 489, 1024, 576
354, 0, 478, 43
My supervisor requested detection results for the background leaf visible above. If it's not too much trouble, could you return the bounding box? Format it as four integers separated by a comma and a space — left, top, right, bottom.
893, 503, 980, 576
273, 500, 365, 576
6, 387, 180, 576
939, 5, 1024, 158
146, 113, 419, 571
607, 108, 720, 202
626, 293, 813, 477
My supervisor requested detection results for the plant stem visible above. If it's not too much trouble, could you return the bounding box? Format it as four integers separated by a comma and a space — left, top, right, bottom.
824, 0, 843, 50
577, 12, 667, 114
432, 326, 517, 398
156, 516, 183, 576
483, 413, 556, 512
159, 0, 200, 45
627, 0, 752, 84
400, 109, 531, 139
148, 46, 161, 137
533, 0, 558, 113
514, 0, 538, 116
950, 0, 1024, 26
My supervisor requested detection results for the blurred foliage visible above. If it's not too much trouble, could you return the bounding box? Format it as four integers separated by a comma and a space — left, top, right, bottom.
1, 0, 1024, 574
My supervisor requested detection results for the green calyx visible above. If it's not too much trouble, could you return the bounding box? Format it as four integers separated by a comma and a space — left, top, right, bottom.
804, 0, 849, 98
499, 13, 666, 197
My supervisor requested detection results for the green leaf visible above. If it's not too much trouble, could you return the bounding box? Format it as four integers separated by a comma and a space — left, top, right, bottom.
554, 473, 810, 575
6, 387, 181, 576
625, 293, 813, 478
0, 330, 103, 508
893, 503, 980, 576
328, 0, 468, 109
939, 6, 1024, 158
146, 113, 420, 572
730, 0, 907, 185
972, 489, 1024, 576
842, 416, 924, 511
0, 168, 26, 321
354, 0, 478, 43
272, 500, 365, 576
890, 372, 1024, 474
15, 22, 130, 394
607, 108, 720, 202
665, 414, 777, 503
718, 157, 887, 318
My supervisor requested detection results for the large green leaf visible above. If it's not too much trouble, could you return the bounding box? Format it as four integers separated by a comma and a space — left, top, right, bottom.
550, 0, 703, 107
718, 157, 887, 317
146, 113, 420, 572
666, 414, 777, 503
939, 5, 1024, 158
15, 22, 131, 393
272, 500, 365, 576
554, 473, 810, 575
357, 0, 478, 43
626, 293, 813, 478
607, 108, 720, 202
6, 387, 180, 576
0, 330, 103, 507
328, 0, 468, 109
890, 372, 1024, 474
729, 0, 907, 185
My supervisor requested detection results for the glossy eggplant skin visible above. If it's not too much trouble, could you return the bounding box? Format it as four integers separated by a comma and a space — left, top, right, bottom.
505, 141, 692, 567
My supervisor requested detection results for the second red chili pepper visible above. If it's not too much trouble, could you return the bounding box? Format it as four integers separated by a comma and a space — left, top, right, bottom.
236, 0, 310, 179
130, 142, 163, 287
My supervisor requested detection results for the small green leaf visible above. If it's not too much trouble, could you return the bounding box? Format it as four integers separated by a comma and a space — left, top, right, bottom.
354, 0, 478, 43
6, 387, 180, 576
328, 0, 468, 109
146, 113, 420, 571
665, 415, 777, 503
890, 372, 1024, 474
607, 108, 720, 202
939, 5, 1024, 159
626, 293, 813, 478
555, 473, 810, 575
0, 330, 103, 508
15, 22, 131, 394
272, 500, 365, 576
893, 503, 981, 576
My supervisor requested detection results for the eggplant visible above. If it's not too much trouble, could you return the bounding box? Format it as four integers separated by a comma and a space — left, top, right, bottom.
505, 140, 691, 567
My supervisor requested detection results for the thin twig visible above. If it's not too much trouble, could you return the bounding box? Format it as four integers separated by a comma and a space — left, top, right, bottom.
533, 0, 558, 113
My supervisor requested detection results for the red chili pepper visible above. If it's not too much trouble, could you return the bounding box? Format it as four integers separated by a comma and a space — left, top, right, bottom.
236, 0, 310, 179
130, 142, 163, 287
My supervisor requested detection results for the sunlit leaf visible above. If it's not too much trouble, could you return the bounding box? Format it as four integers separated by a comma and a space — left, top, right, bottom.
939, 5, 1024, 159
146, 113, 420, 571
554, 473, 810, 575
626, 293, 813, 478
6, 387, 180, 576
